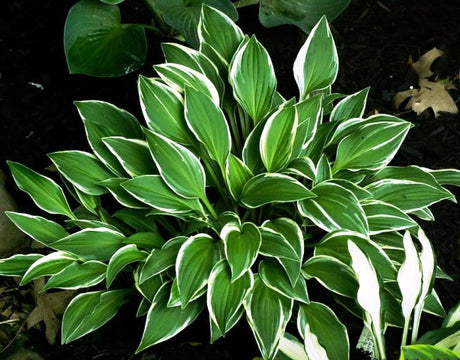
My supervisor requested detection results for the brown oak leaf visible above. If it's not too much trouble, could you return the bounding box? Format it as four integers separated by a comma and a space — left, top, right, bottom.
409, 47, 444, 78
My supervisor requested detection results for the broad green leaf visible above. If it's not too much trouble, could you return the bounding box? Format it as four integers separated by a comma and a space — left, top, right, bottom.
330, 87, 369, 122
102, 137, 157, 176
113, 209, 158, 232
242, 118, 266, 173
229, 36, 276, 124
5, 212, 68, 246
21, 252, 78, 285
43, 261, 107, 291
134, 268, 163, 302
7, 161, 73, 218
184, 86, 231, 168
154, 63, 219, 105
106, 244, 147, 288
207, 260, 253, 334
302, 324, 328, 360
302, 255, 358, 298
155, 0, 237, 48
221, 222, 261, 281
286, 157, 317, 181
50, 228, 125, 261
144, 130, 206, 200
66, 219, 120, 233
0, 254, 44, 277
99, 178, 148, 209
428, 168, 460, 186
260, 104, 297, 172
399, 344, 460, 360
198, 4, 244, 66
258, 0, 350, 33
332, 120, 412, 173
443, 301, 460, 328
303, 121, 338, 163
410, 207, 435, 221
64, 0, 146, 76
259, 259, 309, 304
122, 175, 203, 214
49, 151, 114, 196
293, 16, 338, 99
209, 308, 244, 344
327, 179, 372, 201
292, 96, 322, 157
298, 182, 369, 235
298, 302, 349, 360
315, 154, 332, 183
123, 232, 165, 250
138, 76, 191, 145
176, 234, 218, 307
241, 173, 315, 208
259, 227, 298, 261
362, 200, 418, 235
244, 276, 293, 360
74, 187, 99, 215
225, 154, 253, 200
62, 289, 130, 344
136, 282, 203, 352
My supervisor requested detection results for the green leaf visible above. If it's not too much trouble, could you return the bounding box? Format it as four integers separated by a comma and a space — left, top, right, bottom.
198, 4, 244, 66
330, 87, 369, 122
176, 234, 218, 307
298, 302, 349, 360
241, 173, 315, 208
225, 154, 253, 200
293, 16, 338, 99
49, 151, 114, 196
99, 178, 148, 209
43, 261, 107, 291
184, 86, 231, 168
302, 255, 358, 298
332, 120, 412, 173
122, 175, 203, 214
242, 119, 266, 173
102, 137, 157, 176
259, 227, 298, 261
106, 244, 147, 288
155, 0, 237, 48
442, 301, 460, 328
362, 200, 418, 235
220, 222, 261, 281
123, 232, 165, 250
138, 76, 192, 145
62, 289, 130, 344
327, 178, 372, 201
244, 276, 293, 360
50, 228, 125, 261
136, 282, 203, 352
292, 96, 322, 157
277, 333, 309, 360
298, 182, 369, 235
258, 0, 350, 33
315, 154, 332, 183
207, 260, 253, 334
64, 0, 146, 76
428, 168, 460, 186
399, 344, 460, 360
286, 157, 317, 181
0, 254, 44, 277
7, 161, 73, 218
144, 130, 207, 200
113, 209, 158, 232
5, 212, 68, 246
229, 36, 277, 124
260, 104, 297, 172
21, 252, 78, 285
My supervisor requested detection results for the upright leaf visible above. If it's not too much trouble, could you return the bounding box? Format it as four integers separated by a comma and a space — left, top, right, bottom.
106, 244, 147, 288
43, 261, 107, 291
330, 87, 369, 122
225, 154, 253, 200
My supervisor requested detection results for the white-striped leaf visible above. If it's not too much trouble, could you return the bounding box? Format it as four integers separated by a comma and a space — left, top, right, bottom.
0, 254, 44, 277
43, 260, 107, 291
363, 200, 417, 235
298, 182, 369, 235
106, 244, 147, 288
241, 173, 315, 208
259, 227, 298, 261
428, 168, 460, 186
7, 161, 73, 218
144, 130, 206, 200
21, 251, 78, 285
123, 232, 165, 250
293, 16, 338, 99
298, 302, 349, 360
292, 94, 322, 157
229, 36, 276, 125
278, 333, 309, 360
221, 222, 261, 281
99, 178, 147, 209
327, 179, 372, 201
210, 307, 244, 344
330, 87, 369, 122
176, 234, 218, 308
207, 260, 253, 334
286, 157, 317, 181
260, 104, 298, 172
315, 154, 332, 183
400, 345, 460, 360
225, 154, 253, 201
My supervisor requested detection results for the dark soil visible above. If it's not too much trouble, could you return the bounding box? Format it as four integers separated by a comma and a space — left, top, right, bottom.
1, 0, 459, 359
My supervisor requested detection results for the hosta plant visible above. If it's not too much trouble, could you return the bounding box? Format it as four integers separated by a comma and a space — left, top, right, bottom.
2, 5, 460, 359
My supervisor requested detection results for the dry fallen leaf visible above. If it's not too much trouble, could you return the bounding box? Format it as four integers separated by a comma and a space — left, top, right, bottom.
409, 47, 444, 78
26, 279, 75, 344
394, 79, 459, 117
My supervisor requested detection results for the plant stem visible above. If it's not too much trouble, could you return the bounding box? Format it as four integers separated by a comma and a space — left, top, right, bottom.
201, 196, 218, 220
141, 24, 160, 34
411, 303, 423, 344
401, 318, 410, 347
225, 105, 243, 155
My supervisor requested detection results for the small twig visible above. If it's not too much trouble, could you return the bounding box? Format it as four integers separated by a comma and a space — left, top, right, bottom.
0, 319, 20, 325
0, 318, 26, 353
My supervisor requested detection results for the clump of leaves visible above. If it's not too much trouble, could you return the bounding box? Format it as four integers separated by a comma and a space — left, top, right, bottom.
1, 5, 460, 359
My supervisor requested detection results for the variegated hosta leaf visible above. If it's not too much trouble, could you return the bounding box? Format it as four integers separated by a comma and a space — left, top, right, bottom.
99, 178, 148, 209
229, 36, 276, 125
7, 161, 74, 218
0, 254, 44, 277
106, 244, 147, 288
259, 227, 298, 261
220, 222, 261, 281
225, 154, 253, 201
330, 87, 369, 123
207, 260, 253, 334
298, 182, 369, 236
315, 154, 332, 183
428, 168, 460, 186
286, 157, 317, 181
176, 234, 219, 308
292, 96, 322, 157
278, 333, 309, 360
293, 16, 338, 99
244, 276, 293, 360
241, 173, 315, 208
326, 179, 372, 201
298, 302, 349, 360
137, 282, 203, 353
399, 344, 460, 360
